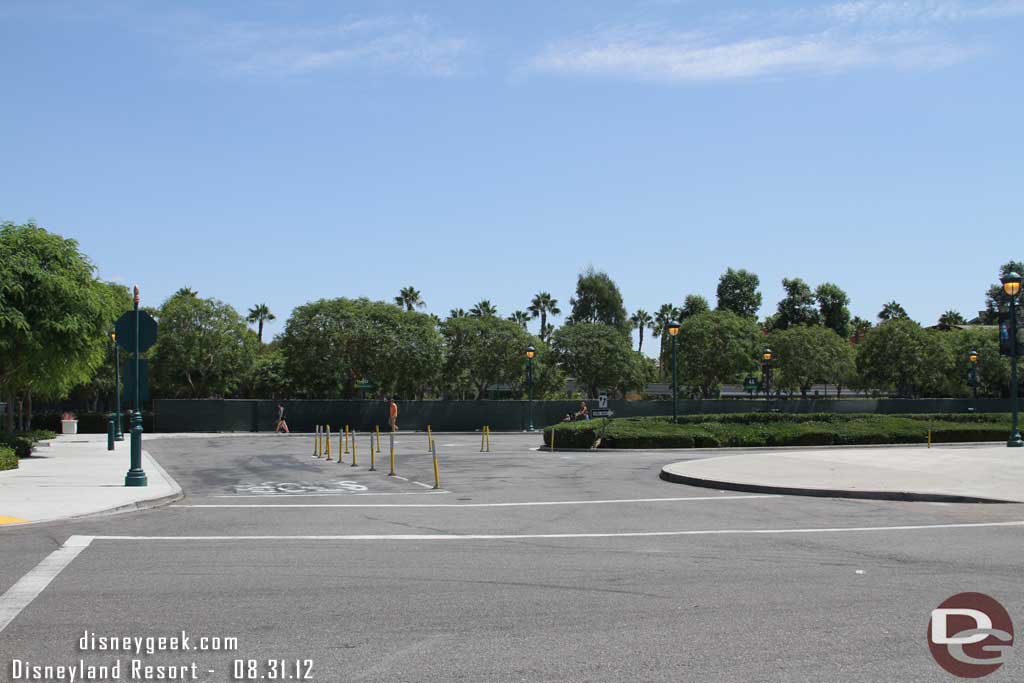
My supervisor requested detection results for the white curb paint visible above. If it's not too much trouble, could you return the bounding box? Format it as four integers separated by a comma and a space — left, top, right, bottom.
0, 535, 94, 634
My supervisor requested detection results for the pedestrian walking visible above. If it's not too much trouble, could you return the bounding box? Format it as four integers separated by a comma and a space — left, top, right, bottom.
275, 403, 289, 433
388, 397, 399, 432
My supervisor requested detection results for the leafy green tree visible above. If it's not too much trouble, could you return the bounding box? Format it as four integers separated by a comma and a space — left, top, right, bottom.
815, 282, 851, 338
676, 310, 760, 398
937, 309, 967, 329
151, 295, 257, 398
715, 267, 762, 319
629, 309, 653, 353
947, 327, 1006, 397
281, 298, 443, 399
246, 303, 276, 345
469, 300, 498, 318
877, 300, 909, 322
174, 287, 198, 298
550, 323, 641, 398
69, 282, 135, 411
769, 325, 855, 398
0, 222, 121, 432
856, 319, 930, 397
528, 292, 561, 343
680, 294, 710, 321
773, 277, 820, 330
243, 345, 290, 399
566, 267, 630, 335
508, 310, 531, 330
449, 308, 467, 319
394, 286, 425, 312
440, 316, 532, 399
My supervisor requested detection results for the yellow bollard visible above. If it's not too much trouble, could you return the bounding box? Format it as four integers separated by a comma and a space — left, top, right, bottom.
551, 428, 555, 452
344, 425, 350, 454
426, 425, 433, 453
480, 427, 486, 452
351, 433, 358, 467
431, 441, 440, 490
338, 429, 344, 464
312, 425, 319, 457
325, 425, 332, 460
369, 434, 376, 471
485, 425, 490, 452
376, 425, 381, 452
388, 433, 396, 476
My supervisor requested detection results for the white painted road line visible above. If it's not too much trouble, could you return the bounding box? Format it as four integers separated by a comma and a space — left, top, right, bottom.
0, 535, 94, 634
177, 494, 780, 509
89, 520, 1024, 542
210, 491, 447, 498
411, 481, 434, 489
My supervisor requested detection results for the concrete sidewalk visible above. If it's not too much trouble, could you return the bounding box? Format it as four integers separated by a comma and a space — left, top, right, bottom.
0, 434, 181, 526
661, 443, 1024, 504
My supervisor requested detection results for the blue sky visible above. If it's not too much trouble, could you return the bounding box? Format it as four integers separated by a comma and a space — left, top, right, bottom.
2, 0, 1022, 352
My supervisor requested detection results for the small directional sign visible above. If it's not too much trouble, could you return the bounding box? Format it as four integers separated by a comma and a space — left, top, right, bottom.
115, 310, 158, 353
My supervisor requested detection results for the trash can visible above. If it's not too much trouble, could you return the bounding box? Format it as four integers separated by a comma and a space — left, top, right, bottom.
61, 419, 79, 435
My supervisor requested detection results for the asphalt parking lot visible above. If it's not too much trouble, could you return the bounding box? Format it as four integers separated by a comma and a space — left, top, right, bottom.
3, 433, 1024, 682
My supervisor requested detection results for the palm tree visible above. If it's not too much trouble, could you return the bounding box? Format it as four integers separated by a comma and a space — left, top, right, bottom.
629, 309, 653, 353
937, 309, 967, 330
508, 310, 531, 330
174, 287, 197, 298
651, 303, 680, 338
528, 292, 561, 342
878, 300, 909, 322
850, 316, 873, 344
470, 300, 497, 318
394, 286, 425, 312
247, 304, 276, 345
448, 308, 468, 319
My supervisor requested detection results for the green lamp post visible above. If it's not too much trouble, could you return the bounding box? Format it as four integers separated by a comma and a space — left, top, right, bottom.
525, 344, 536, 432
667, 320, 681, 422
1002, 272, 1023, 447
125, 285, 148, 485
968, 349, 979, 402
112, 331, 123, 441
762, 348, 773, 403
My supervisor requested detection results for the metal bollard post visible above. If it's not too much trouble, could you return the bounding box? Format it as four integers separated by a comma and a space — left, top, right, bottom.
107, 416, 115, 451
325, 424, 332, 460
376, 425, 381, 453
551, 428, 555, 452
369, 434, 376, 471
485, 425, 490, 452
351, 433, 358, 467
338, 429, 344, 464
388, 433, 395, 476
431, 440, 440, 490
480, 427, 486, 452
313, 425, 319, 457
426, 425, 432, 453
344, 425, 350, 454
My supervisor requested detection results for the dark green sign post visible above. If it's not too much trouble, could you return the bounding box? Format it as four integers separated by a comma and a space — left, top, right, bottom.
116, 287, 158, 486
112, 332, 123, 441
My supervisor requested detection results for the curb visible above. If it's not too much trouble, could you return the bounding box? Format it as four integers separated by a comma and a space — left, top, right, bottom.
658, 467, 1019, 505
0, 450, 184, 529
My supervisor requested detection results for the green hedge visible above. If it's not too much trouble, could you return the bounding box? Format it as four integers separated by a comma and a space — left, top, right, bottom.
0, 445, 17, 471
0, 430, 57, 458
544, 414, 1012, 450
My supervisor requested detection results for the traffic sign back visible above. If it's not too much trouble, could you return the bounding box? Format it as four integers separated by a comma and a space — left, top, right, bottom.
115, 310, 158, 353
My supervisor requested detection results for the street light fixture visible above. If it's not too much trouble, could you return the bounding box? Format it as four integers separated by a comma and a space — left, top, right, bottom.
525, 344, 536, 432
667, 321, 681, 423
968, 349, 979, 402
762, 348, 773, 402
1001, 271, 1023, 447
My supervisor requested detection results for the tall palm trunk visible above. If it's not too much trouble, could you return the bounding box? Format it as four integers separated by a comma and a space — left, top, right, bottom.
257, 319, 264, 345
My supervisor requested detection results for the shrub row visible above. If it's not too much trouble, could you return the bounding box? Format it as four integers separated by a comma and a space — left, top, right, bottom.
0, 446, 16, 471
544, 414, 1012, 450
0, 430, 57, 458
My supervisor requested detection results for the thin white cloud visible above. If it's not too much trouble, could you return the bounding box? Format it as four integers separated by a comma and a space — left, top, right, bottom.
166, 14, 469, 78
526, 0, 1019, 83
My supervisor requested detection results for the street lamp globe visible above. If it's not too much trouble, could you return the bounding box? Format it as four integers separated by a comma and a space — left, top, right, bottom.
762, 348, 773, 362
667, 321, 680, 337
968, 350, 978, 364
525, 345, 536, 360
1002, 272, 1023, 297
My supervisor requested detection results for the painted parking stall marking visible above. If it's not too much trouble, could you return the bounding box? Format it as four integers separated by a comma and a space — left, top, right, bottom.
232, 480, 369, 495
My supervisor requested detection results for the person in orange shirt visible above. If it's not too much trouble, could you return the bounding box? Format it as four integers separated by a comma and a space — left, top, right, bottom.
388, 397, 399, 432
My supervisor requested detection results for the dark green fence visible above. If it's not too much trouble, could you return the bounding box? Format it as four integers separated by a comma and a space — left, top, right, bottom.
151, 398, 1010, 433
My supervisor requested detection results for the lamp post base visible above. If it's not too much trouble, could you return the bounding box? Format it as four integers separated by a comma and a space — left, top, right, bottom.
125, 413, 148, 486
1008, 433, 1024, 448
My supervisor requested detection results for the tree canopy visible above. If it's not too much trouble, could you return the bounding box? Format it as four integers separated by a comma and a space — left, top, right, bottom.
567, 267, 630, 335
715, 268, 762, 319
676, 310, 760, 398
551, 323, 644, 398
